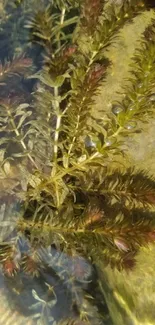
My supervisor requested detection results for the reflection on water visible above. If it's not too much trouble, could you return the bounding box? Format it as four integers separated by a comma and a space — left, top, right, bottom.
0, 232, 109, 324
0, 198, 109, 323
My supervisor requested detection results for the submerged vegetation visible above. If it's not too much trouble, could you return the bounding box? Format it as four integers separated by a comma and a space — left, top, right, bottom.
0, 0, 155, 323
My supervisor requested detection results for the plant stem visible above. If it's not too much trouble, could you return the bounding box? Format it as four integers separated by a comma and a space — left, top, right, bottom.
53, 86, 61, 164
57, 7, 66, 49
61, 7, 66, 25
51, 6, 66, 178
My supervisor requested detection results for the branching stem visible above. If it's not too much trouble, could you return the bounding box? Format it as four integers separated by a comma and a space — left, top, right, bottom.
52, 6, 66, 178
57, 7, 66, 49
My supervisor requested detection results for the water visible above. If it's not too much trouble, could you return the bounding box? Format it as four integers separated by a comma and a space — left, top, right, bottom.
0, 1, 155, 325
0, 1, 112, 324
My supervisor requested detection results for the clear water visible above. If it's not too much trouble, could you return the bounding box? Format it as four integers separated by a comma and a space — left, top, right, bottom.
1, 1, 155, 325
0, 1, 112, 324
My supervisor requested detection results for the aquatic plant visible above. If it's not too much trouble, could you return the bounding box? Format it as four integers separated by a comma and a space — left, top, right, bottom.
0, 0, 155, 323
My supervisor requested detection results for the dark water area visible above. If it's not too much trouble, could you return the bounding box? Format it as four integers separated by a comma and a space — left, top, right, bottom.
146, 0, 155, 8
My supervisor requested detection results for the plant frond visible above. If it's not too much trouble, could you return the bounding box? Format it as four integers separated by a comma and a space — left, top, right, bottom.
76, 0, 146, 54
60, 0, 147, 165
16, 180, 155, 272
64, 59, 109, 161
25, 2, 79, 54
80, 167, 155, 209
0, 55, 33, 84
97, 18, 155, 149
0, 98, 38, 170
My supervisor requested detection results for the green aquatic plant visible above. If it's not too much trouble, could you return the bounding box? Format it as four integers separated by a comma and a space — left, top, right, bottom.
0, 0, 155, 323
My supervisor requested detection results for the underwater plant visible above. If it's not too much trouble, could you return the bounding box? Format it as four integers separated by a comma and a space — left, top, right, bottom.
0, 0, 155, 324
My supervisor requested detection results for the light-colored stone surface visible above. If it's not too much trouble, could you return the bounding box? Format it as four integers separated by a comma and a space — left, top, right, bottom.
93, 10, 155, 173
95, 9, 155, 325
